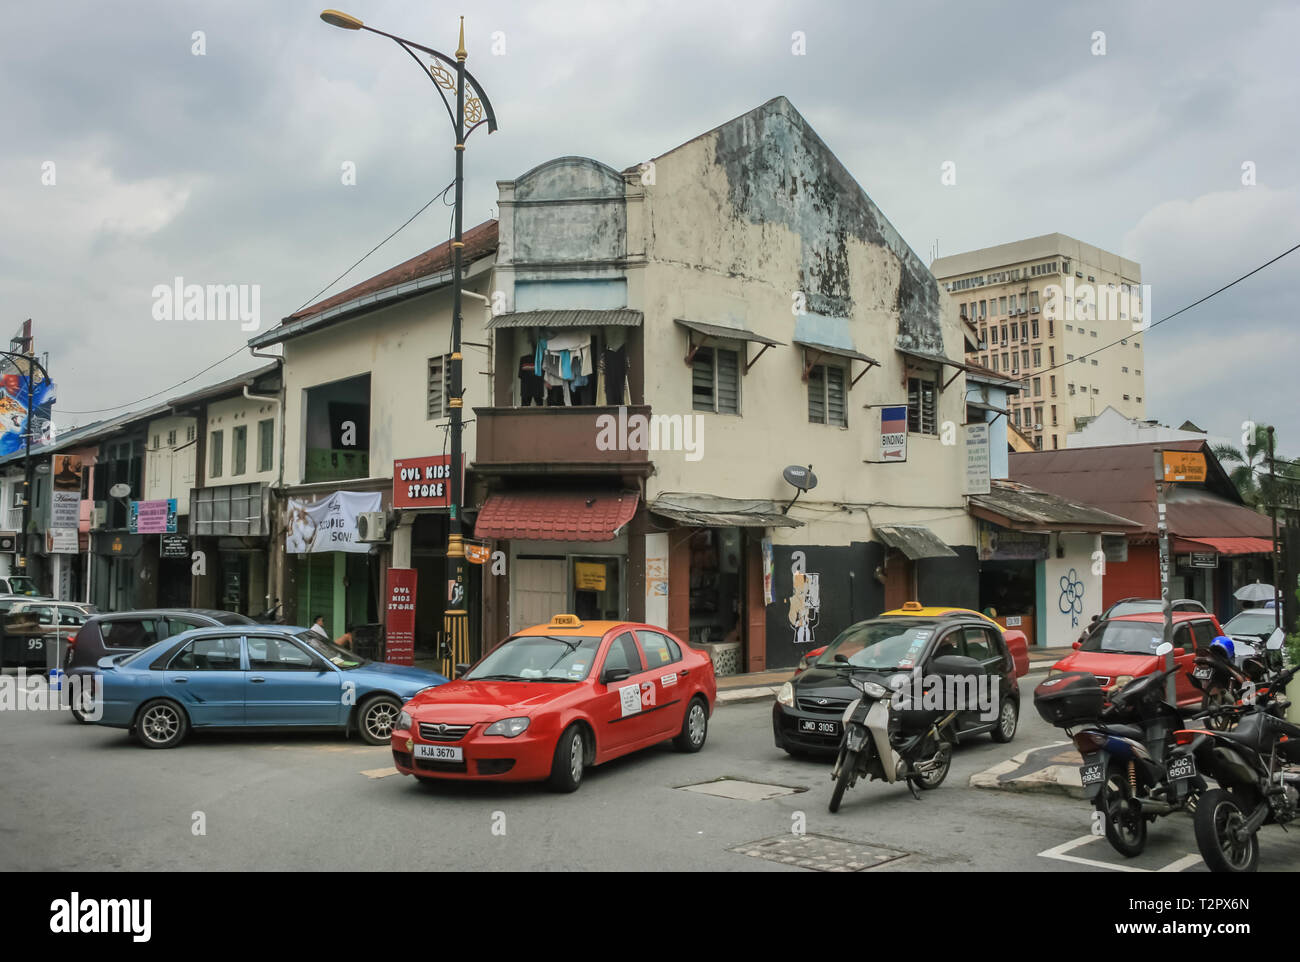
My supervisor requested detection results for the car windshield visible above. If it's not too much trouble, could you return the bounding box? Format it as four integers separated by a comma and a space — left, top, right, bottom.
1082, 621, 1166, 655
6, 576, 39, 595
815, 620, 939, 671
1223, 611, 1278, 638
465, 635, 602, 682
294, 631, 367, 669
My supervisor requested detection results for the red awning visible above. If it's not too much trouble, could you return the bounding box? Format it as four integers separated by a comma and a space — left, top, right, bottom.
1189, 536, 1274, 556
473, 491, 639, 542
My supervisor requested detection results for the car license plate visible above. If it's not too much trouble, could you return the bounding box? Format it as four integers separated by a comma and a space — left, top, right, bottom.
1193, 666, 1213, 680
1167, 755, 1196, 781
799, 719, 840, 736
413, 744, 463, 762
1079, 761, 1104, 787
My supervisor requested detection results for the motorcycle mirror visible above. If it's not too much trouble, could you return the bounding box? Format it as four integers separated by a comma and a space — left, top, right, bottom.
1266, 628, 1284, 651
1155, 641, 1173, 657
1072, 640, 1082, 650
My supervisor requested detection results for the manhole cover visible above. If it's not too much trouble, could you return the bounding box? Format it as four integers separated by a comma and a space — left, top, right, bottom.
676, 776, 807, 801
730, 833, 908, 871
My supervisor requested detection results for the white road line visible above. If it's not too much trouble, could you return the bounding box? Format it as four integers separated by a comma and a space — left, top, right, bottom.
1038, 834, 1200, 873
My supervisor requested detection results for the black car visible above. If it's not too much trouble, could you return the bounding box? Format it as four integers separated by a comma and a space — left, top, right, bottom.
773, 607, 1023, 758
66, 608, 256, 721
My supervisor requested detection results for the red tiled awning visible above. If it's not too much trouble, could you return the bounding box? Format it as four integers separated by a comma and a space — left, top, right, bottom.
473, 491, 639, 542
1189, 536, 1274, 556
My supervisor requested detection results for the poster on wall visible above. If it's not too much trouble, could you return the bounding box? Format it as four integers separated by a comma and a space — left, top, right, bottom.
285, 490, 381, 553
384, 568, 417, 666
49, 453, 82, 554
964, 422, 990, 495
129, 498, 177, 535
761, 537, 774, 605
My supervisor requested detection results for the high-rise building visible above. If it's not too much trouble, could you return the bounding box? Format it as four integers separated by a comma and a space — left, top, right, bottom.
933, 233, 1145, 451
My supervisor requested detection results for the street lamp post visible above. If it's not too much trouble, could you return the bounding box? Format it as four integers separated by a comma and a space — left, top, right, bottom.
320, 10, 497, 677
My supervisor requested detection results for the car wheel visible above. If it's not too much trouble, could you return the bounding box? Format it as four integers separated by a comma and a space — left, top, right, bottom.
990, 697, 1019, 743
134, 699, 189, 749
548, 725, 586, 793
70, 676, 95, 723
673, 697, 709, 753
358, 696, 402, 746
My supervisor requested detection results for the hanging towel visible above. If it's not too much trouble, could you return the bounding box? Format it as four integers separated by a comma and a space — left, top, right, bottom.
533, 338, 547, 376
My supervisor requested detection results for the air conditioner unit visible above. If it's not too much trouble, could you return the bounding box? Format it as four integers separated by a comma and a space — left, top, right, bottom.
1035, 423, 1043, 430
1030, 307, 1039, 313
356, 511, 389, 543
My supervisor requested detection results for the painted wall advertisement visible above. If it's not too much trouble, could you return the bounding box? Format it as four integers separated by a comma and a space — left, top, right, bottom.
48, 453, 82, 554
129, 499, 178, 535
384, 568, 417, 666
285, 491, 381, 554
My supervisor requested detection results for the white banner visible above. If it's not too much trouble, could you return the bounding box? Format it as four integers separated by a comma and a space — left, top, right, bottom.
285, 491, 381, 554
49, 489, 80, 554
965, 422, 991, 495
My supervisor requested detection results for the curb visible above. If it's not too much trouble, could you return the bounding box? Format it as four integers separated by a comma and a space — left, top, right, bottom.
716, 686, 780, 706
969, 741, 1085, 799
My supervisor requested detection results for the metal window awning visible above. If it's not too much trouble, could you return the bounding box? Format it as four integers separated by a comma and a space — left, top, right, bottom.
649, 493, 803, 529
898, 348, 969, 391
793, 338, 880, 390
675, 319, 784, 374
487, 309, 643, 330
874, 524, 957, 559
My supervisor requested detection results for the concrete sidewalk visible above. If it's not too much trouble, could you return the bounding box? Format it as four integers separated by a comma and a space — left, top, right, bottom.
969, 741, 1083, 797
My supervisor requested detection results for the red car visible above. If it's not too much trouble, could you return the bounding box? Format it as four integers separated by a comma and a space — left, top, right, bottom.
392, 615, 717, 792
1047, 610, 1225, 707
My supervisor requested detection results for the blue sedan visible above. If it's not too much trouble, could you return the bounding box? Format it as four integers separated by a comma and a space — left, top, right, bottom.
89, 625, 448, 748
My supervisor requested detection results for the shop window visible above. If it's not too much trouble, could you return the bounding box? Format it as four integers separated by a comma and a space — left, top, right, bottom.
233, 425, 247, 476
258, 418, 275, 473
210, 430, 224, 479
692, 347, 740, 415
907, 377, 937, 435
572, 557, 621, 621
688, 527, 742, 646
428, 355, 450, 420
807, 364, 847, 427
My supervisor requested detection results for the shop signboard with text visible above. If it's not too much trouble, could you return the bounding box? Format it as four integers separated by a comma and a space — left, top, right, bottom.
385, 568, 417, 666
393, 454, 465, 510
129, 499, 177, 535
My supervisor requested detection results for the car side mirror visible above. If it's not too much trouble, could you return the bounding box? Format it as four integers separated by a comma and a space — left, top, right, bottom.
1266, 628, 1285, 651
455, 662, 471, 679
1173, 648, 1186, 657
601, 667, 630, 685
929, 654, 983, 676
1072, 640, 1082, 650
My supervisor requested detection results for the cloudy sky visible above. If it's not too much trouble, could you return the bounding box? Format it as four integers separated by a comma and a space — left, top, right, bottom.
3, 0, 1297, 456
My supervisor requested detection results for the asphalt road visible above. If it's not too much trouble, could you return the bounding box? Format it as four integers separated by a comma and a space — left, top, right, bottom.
4, 669, 1300, 872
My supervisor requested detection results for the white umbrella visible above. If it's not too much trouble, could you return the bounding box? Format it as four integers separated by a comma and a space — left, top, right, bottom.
1234, 582, 1276, 602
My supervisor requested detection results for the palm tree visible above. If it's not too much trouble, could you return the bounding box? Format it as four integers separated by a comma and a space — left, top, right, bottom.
1212, 423, 1272, 508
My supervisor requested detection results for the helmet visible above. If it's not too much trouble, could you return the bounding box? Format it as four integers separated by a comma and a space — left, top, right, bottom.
1210, 636, 1236, 660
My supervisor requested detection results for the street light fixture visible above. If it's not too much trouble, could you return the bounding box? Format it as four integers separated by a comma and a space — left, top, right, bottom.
320, 10, 497, 678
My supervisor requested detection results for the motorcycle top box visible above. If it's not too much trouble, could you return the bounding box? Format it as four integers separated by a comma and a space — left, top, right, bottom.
1033, 671, 1104, 727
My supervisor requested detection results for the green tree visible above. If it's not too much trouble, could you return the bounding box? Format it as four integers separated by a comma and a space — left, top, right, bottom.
1212, 422, 1273, 508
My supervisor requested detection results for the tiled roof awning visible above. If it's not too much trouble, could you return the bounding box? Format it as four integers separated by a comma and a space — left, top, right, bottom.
487, 309, 643, 330
1180, 536, 1274, 556
875, 524, 957, 560
473, 490, 639, 542
649, 493, 803, 529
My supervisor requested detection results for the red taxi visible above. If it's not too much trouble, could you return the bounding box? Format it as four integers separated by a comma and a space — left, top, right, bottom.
392, 615, 717, 792
1046, 610, 1225, 707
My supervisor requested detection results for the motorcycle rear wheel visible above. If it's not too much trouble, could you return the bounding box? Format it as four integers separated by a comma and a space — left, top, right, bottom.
829, 749, 858, 813
1098, 761, 1147, 857
1193, 788, 1259, 873
912, 743, 952, 790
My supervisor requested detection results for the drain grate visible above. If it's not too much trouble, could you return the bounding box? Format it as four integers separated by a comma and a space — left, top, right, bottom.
676, 776, 808, 801
730, 833, 909, 871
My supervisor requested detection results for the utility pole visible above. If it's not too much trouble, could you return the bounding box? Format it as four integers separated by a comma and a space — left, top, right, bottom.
1154, 449, 1175, 703
1269, 426, 1281, 630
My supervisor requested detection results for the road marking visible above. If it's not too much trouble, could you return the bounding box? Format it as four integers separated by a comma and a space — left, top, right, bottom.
361, 767, 400, 779
1037, 834, 1200, 873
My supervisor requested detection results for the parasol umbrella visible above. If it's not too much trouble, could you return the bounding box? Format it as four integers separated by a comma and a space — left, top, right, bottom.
1234, 582, 1276, 603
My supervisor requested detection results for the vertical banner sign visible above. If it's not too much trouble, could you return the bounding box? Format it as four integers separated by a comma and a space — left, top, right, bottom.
964, 423, 991, 495
880, 406, 907, 461
49, 454, 82, 554
0, 323, 56, 456
762, 537, 774, 605
385, 568, 417, 666
1154, 451, 1175, 703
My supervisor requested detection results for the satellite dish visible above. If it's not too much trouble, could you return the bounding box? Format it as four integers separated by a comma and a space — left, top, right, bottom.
109, 483, 131, 499
35, 463, 50, 474
783, 465, 818, 491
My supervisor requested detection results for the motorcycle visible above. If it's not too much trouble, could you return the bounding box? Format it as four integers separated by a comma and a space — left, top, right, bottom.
1034, 642, 1212, 857
827, 653, 982, 813
1170, 634, 1300, 872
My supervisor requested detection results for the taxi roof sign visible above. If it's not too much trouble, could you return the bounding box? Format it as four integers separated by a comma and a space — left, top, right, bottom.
549, 614, 584, 628
902, 601, 923, 611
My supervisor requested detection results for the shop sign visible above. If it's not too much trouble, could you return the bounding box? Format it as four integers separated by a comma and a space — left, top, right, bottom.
464, 541, 490, 565
1102, 534, 1128, 564
1186, 552, 1218, 569
384, 568, 417, 666
977, 522, 1048, 561
161, 535, 189, 559
285, 491, 381, 554
129, 499, 177, 535
575, 561, 607, 591
880, 406, 907, 461
393, 454, 464, 509
964, 422, 990, 495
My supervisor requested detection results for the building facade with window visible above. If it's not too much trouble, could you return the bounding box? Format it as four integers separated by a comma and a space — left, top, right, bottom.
932, 234, 1145, 452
